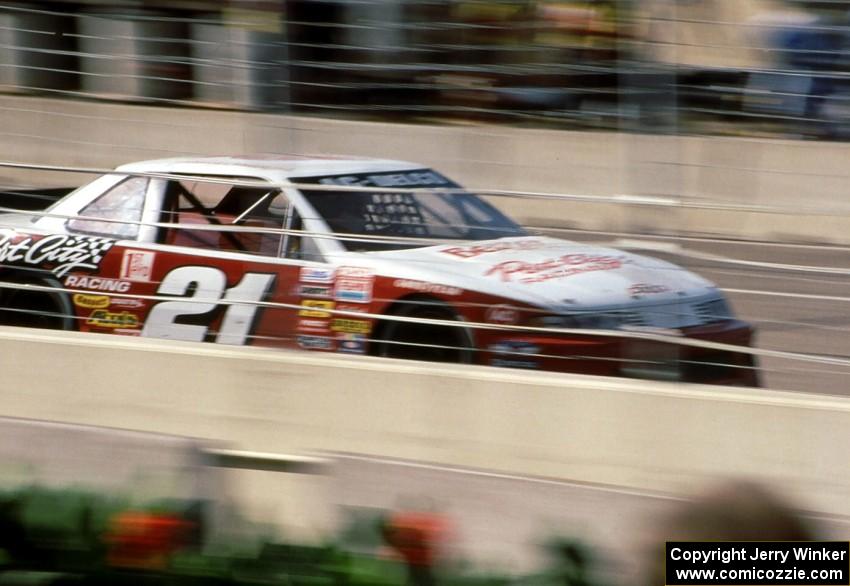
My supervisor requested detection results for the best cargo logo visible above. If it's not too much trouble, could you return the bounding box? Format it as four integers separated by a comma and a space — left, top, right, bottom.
485, 254, 623, 284
0, 233, 113, 278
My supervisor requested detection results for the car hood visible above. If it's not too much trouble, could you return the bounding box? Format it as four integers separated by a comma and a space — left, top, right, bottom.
340, 236, 716, 309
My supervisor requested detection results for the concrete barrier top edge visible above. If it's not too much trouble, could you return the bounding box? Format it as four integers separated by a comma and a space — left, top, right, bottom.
2, 326, 844, 412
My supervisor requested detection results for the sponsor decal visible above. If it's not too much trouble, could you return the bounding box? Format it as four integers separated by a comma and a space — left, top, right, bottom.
331, 318, 372, 335
298, 284, 333, 299
485, 254, 623, 284
337, 333, 367, 354
337, 266, 373, 279
317, 171, 449, 188
300, 266, 335, 284
488, 341, 540, 355
334, 266, 374, 304
335, 278, 373, 303
114, 328, 142, 336
628, 283, 672, 297
393, 279, 462, 296
120, 250, 155, 282
298, 299, 335, 318
488, 341, 540, 370
73, 293, 110, 309
335, 303, 368, 314
298, 318, 331, 333
86, 309, 139, 329
0, 233, 113, 278
297, 335, 334, 351
491, 358, 538, 369
485, 305, 519, 325
441, 239, 548, 259
65, 275, 131, 293
110, 297, 146, 309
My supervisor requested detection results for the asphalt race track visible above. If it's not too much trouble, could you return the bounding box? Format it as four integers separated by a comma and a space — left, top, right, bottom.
557, 228, 850, 395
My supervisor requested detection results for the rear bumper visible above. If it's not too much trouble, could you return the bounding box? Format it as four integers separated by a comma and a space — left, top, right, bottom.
479, 319, 760, 387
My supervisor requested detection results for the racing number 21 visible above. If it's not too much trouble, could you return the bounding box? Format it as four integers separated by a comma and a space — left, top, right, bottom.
142, 266, 275, 344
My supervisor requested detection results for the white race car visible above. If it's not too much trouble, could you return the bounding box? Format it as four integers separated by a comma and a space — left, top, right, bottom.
0, 155, 758, 385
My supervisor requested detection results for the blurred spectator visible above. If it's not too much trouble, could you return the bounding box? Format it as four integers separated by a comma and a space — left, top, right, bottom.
0, 496, 32, 566
542, 537, 597, 586
380, 500, 453, 586
641, 480, 815, 586
105, 510, 193, 571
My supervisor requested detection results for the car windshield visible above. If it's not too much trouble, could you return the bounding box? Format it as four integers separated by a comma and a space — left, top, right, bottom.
296, 169, 527, 252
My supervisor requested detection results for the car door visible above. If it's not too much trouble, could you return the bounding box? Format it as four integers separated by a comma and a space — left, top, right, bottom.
133, 175, 333, 350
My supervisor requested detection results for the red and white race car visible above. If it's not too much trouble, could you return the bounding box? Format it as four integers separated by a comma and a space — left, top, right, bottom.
0, 155, 758, 385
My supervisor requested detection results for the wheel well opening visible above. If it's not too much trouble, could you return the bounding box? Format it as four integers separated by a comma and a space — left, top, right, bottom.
0, 271, 75, 331
370, 294, 473, 362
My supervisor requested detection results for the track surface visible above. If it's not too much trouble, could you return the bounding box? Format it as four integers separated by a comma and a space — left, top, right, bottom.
555, 230, 850, 395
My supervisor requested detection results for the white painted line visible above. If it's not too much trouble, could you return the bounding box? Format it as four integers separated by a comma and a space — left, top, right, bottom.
723, 288, 850, 303
613, 238, 682, 253
331, 453, 685, 501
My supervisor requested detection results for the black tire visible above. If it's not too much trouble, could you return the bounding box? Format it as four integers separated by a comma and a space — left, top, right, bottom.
374, 297, 473, 364
0, 276, 75, 330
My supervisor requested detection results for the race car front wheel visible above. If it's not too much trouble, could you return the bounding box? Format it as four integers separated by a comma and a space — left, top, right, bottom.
0, 276, 75, 331
374, 297, 474, 364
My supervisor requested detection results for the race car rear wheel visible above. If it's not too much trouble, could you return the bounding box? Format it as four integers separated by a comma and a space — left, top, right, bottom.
0, 276, 75, 330
374, 297, 473, 364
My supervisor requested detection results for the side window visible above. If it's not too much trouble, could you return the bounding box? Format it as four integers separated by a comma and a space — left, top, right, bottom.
67, 176, 148, 239
161, 177, 285, 258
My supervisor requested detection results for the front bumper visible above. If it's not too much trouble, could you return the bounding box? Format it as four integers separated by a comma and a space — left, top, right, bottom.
479, 319, 760, 387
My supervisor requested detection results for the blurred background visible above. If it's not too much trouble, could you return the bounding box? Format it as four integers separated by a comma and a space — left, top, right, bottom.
2, 1, 850, 585
3, 0, 850, 134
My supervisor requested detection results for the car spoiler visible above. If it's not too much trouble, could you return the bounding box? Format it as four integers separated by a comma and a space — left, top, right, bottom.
0, 187, 75, 212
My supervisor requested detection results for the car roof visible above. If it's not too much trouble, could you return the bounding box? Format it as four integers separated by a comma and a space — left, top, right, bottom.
116, 154, 425, 180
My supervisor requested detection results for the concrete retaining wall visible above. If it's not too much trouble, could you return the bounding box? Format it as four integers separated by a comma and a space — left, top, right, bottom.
2, 327, 850, 523
1, 96, 848, 243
